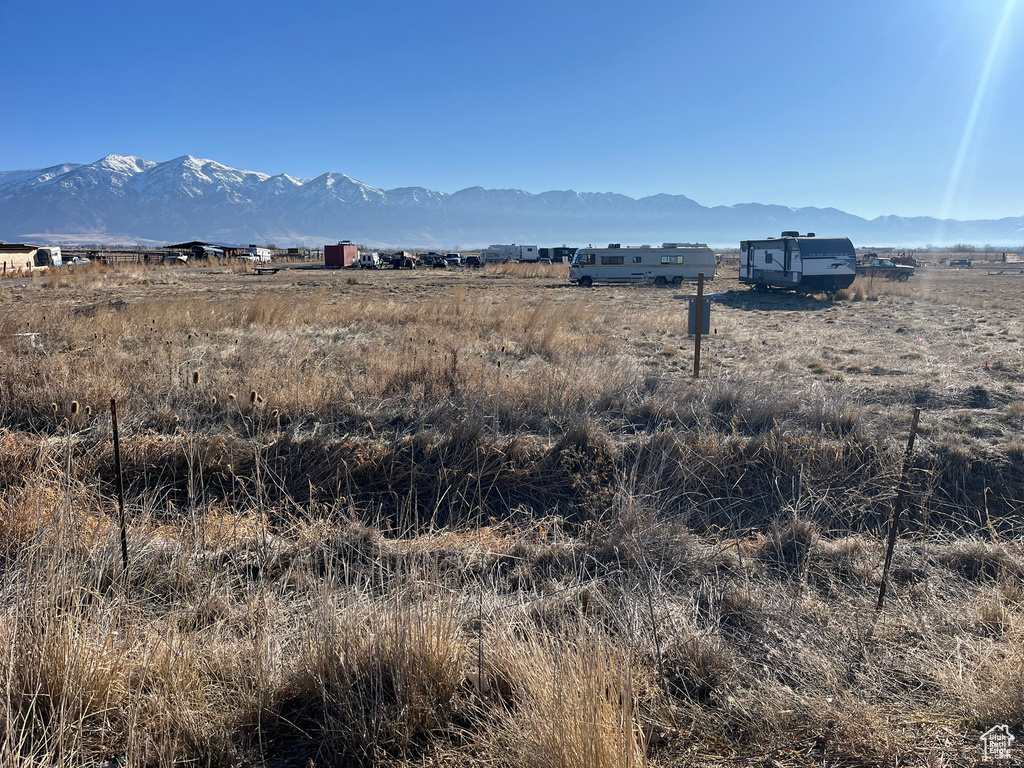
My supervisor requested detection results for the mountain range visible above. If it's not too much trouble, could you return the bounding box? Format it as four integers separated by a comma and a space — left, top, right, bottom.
0, 154, 1021, 249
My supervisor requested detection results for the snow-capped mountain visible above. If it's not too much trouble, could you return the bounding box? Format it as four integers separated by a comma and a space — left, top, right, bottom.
0, 154, 1021, 248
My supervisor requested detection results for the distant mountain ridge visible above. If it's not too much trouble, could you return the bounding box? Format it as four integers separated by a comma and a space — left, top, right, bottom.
0, 154, 1021, 248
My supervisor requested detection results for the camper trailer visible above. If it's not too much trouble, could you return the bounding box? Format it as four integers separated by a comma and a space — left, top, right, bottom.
480, 244, 538, 263
33, 246, 63, 268
569, 243, 716, 287
739, 232, 857, 295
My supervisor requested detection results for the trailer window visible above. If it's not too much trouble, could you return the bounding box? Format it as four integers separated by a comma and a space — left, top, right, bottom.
765, 252, 773, 264
660, 255, 684, 264
632, 256, 642, 263
601, 255, 624, 265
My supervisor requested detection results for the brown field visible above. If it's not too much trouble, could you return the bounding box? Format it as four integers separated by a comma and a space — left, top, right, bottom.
1, 261, 1023, 766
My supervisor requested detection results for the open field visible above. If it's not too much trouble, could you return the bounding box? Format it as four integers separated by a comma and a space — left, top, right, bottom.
1, 262, 1023, 766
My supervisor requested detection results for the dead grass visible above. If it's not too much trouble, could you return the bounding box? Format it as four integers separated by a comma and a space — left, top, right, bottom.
2, 263, 1024, 766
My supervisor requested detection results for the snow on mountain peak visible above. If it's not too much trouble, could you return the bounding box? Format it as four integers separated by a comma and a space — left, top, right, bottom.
95, 154, 157, 175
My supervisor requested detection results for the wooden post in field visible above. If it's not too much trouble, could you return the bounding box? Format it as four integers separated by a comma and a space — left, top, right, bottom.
110, 398, 129, 574
477, 588, 484, 697
877, 407, 921, 611
693, 272, 705, 378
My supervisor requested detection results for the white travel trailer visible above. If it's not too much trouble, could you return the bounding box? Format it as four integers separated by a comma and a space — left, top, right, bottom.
739, 231, 857, 295
569, 243, 716, 287
33, 246, 63, 268
480, 244, 538, 263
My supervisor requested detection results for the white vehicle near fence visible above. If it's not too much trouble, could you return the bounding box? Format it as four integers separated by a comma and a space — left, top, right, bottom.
739, 231, 856, 295
242, 245, 272, 262
569, 243, 717, 287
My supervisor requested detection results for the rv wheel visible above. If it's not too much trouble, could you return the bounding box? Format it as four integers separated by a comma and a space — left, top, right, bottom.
654, 276, 668, 287
671, 276, 683, 287
755, 283, 768, 293
579, 276, 593, 287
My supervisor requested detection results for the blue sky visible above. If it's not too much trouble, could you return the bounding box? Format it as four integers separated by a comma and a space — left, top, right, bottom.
2, 0, 1022, 220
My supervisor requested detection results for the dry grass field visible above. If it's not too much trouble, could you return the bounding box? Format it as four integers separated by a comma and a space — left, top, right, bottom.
1, 261, 1023, 767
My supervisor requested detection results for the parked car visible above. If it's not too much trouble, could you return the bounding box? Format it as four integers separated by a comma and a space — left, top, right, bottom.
445, 256, 461, 267
67, 256, 92, 266
465, 256, 482, 268
538, 257, 553, 265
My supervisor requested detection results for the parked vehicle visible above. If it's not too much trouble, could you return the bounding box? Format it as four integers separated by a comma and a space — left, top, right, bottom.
570, 243, 716, 287
191, 245, 225, 261
388, 252, 418, 269
857, 257, 914, 282
358, 252, 382, 269
445, 252, 463, 264
538, 257, 553, 265
32, 246, 63, 268
480, 244, 538, 263
67, 256, 92, 266
164, 251, 188, 265
243, 245, 272, 262
464, 256, 483, 268
739, 232, 856, 295
949, 258, 973, 269
445, 255, 461, 267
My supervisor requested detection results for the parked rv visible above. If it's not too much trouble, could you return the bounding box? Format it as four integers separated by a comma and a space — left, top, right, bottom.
569, 243, 716, 287
480, 244, 538, 263
33, 246, 63, 268
739, 232, 856, 295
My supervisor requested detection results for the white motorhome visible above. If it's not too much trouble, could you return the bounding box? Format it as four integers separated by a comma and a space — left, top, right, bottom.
739, 231, 856, 295
569, 243, 716, 287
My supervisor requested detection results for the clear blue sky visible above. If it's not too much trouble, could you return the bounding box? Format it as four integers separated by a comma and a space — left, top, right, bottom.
2, 0, 1022, 220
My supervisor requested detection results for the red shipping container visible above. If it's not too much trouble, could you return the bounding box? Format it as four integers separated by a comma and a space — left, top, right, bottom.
324, 241, 357, 268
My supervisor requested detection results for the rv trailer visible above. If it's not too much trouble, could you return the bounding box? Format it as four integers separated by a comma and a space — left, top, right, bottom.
480, 244, 538, 263
569, 243, 716, 287
739, 232, 856, 295
33, 246, 63, 268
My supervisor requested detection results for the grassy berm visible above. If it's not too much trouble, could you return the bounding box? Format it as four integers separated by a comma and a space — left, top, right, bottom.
1, 262, 1022, 767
